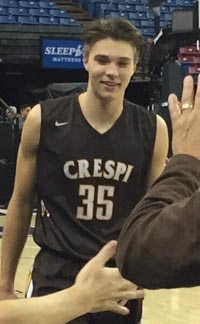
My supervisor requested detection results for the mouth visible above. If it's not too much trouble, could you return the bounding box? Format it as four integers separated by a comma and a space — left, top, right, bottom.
101, 81, 120, 89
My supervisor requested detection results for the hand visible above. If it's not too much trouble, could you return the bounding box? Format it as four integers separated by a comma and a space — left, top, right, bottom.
168, 75, 200, 160
0, 288, 18, 301
75, 241, 144, 316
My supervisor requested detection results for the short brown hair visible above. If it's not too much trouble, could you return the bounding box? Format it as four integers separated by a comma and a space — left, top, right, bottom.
81, 18, 144, 63
19, 103, 31, 112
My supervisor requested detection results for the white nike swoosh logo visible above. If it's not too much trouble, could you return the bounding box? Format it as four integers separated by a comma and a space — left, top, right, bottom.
55, 121, 69, 126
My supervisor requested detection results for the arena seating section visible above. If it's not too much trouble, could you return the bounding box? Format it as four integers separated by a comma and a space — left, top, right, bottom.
73, 0, 193, 37
0, 0, 194, 31
0, 1, 81, 26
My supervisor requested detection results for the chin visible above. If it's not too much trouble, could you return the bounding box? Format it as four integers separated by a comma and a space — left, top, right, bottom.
99, 93, 116, 103
97, 89, 120, 102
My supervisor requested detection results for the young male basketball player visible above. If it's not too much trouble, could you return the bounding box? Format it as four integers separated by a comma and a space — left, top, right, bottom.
0, 18, 168, 324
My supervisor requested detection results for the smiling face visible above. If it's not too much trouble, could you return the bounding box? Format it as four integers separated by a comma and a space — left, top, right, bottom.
83, 38, 136, 103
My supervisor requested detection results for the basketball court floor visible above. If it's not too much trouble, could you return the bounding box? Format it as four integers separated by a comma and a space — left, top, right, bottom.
0, 214, 200, 324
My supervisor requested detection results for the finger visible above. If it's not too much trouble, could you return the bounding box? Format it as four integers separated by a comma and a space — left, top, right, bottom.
92, 240, 118, 266
181, 75, 194, 105
117, 299, 128, 306
108, 303, 130, 316
194, 74, 200, 111
114, 289, 144, 300
168, 93, 181, 122
119, 277, 138, 290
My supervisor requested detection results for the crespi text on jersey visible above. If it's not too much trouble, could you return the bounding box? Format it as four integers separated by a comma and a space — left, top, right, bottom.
44, 45, 83, 57
63, 159, 134, 183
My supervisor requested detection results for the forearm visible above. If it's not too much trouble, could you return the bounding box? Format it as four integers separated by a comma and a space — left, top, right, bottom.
0, 285, 89, 324
117, 154, 200, 289
0, 197, 33, 290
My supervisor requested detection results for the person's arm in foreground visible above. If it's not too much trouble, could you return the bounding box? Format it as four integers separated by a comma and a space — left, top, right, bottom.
0, 241, 144, 324
116, 75, 200, 289
0, 105, 41, 299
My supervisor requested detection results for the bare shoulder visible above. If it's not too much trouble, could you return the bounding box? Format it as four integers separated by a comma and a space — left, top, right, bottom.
147, 114, 169, 187
155, 114, 168, 141
154, 114, 169, 148
156, 114, 167, 130
20, 103, 41, 154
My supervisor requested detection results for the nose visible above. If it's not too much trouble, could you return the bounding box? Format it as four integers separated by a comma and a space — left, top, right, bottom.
105, 62, 119, 77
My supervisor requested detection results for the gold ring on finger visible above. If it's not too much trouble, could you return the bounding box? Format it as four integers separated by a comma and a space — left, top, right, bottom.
181, 103, 193, 110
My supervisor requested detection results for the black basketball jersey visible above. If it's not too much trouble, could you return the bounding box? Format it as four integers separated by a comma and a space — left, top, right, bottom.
34, 93, 156, 262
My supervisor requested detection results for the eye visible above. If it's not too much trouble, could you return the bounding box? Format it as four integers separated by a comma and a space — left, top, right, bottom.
118, 61, 129, 67
97, 58, 108, 65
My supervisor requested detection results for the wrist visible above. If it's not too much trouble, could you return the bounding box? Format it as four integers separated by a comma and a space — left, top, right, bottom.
0, 283, 14, 292
72, 283, 93, 314
0, 276, 14, 291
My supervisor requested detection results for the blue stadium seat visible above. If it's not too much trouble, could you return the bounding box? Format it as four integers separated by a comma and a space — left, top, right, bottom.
162, 13, 172, 21
0, 7, 8, 15
135, 4, 147, 12
177, 0, 193, 6
140, 19, 153, 28
18, 15, 38, 24
125, 0, 146, 4
160, 5, 170, 13
29, 8, 50, 17
49, 9, 70, 17
118, 11, 129, 18
118, 4, 135, 11
88, 0, 107, 16
182, 0, 193, 7
111, 0, 126, 4
129, 19, 141, 28
58, 17, 70, 25
39, 1, 57, 9
160, 12, 172, 22
19, 1, 39, 8
0, 15, 17, 23
59, 17, 81, 26
136, 11, 147, 19
160, 20, 168, 28
128, 12, 138, 19
168, 5, 181, 12
140, 27, 154, 37
9, 7, 29, 16
38, 16, 60, 25
165, 0, 176, 5
104, 10, 119, 18
73, 0, 88, 10
104, 9, 128, 18
0, 0, 18, 7
97, 3, 118, 17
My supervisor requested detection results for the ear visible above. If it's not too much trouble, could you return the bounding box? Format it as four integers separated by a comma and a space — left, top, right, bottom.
83, 54, 89, 71
132, 64, 136, 77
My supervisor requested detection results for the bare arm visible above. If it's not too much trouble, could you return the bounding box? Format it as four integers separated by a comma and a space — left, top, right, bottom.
0, 105, 41, 298
147, 114, 169, 188
0, 241, 144, 324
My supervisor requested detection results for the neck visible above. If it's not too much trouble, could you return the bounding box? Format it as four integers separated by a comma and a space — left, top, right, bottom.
78, 91, 124, 133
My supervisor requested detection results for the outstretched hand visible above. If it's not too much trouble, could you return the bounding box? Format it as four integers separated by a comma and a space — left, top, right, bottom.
75, 241, 144, 315
168, 75, 200, 160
